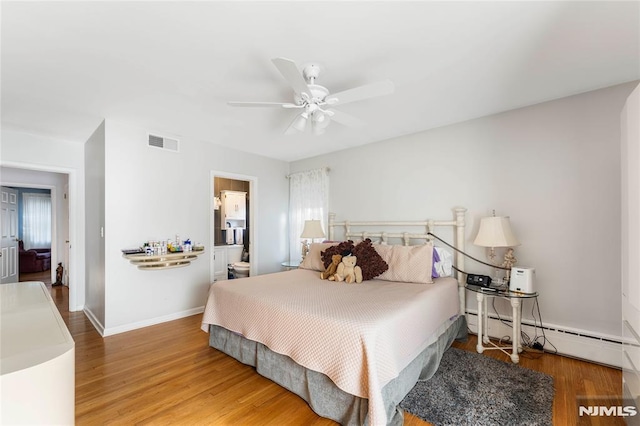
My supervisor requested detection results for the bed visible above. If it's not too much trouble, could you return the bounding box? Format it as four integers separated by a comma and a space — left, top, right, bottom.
201, 208, 468, 425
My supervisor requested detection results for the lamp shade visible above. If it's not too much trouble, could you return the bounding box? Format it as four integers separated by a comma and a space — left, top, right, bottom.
300, 220, 325, 239
473, 216, 520, 247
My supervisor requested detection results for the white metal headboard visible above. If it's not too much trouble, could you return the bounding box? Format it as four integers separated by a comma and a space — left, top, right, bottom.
328, 207, 467, 316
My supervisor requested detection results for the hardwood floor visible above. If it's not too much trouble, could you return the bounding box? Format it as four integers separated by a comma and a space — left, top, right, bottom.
19, 269, 53, 285
44, 283, 623, 425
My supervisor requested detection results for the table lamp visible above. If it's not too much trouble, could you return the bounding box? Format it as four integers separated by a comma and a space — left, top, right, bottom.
473, 215, 520, 280
300, 220, 325, 261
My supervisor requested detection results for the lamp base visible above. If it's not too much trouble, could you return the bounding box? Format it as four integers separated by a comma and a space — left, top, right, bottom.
301, 240, 310, 261
501, 248, 517, 281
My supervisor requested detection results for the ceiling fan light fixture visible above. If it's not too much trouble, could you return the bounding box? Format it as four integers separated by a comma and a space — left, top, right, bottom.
312, 121, 327, 135
292, 113, 308, 132
312, 113, 331, 135
311, 110, 325, 123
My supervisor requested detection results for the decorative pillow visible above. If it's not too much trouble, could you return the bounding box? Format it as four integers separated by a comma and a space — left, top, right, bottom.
321, 240, 355, 269
373, 243, 434, 284
299, 242, 338, 271
432, 247, 441, 277
352, 239, 388, 281
433, 247, 453, 278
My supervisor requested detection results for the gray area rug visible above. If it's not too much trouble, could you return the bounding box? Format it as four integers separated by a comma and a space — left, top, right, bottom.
400, 347, 554, 426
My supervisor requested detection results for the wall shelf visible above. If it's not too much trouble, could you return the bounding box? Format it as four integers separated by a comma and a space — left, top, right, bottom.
123, 250, 205, 270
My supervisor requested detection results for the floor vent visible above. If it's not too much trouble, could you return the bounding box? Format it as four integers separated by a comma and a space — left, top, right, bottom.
148, 134, 179, 152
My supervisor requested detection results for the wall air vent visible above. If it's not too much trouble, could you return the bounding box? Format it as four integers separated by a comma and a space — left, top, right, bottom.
147, 134, 179, 152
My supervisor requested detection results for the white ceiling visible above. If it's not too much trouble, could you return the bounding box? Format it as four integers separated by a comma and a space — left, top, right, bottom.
2, 1, 639, 162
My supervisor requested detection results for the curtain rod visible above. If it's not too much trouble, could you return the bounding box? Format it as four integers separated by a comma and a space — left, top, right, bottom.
286, 167, 331, 179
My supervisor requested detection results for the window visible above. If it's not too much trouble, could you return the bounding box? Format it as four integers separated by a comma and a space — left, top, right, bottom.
22, 193, 51, 249
288, 168, 329, 262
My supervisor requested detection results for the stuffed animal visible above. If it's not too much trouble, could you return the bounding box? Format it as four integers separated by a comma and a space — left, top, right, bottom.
321, 254, 342, 280
332, 255, 363, 284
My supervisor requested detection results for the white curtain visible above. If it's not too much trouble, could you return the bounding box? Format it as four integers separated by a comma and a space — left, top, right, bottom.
22, 193, 52, 250
289, 168, 329, 262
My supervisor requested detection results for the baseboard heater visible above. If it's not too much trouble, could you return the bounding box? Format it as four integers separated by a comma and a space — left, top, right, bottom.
466, 311, 623, 346
465, 311, 624, 367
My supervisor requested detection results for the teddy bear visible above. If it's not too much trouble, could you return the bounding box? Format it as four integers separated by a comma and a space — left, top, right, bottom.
320, 254, 342, 280
331, 255, 363, 284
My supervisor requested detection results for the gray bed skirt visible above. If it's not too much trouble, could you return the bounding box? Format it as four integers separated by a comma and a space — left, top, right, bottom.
209, 315, 467, 426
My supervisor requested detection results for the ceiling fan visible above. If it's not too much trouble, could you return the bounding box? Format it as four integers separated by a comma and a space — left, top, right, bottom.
228, 57, 394, 135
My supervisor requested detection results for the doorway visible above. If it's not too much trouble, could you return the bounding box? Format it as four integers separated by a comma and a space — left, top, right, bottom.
210, 171, 257, 283
0, 165, 74, 310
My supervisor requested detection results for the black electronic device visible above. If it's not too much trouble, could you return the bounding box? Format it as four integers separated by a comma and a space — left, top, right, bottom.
121, 248, 144, 255
466, 274, 492, 287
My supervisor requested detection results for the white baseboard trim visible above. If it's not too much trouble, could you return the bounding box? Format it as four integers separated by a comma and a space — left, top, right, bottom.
83, 307, 105, 337
466, 310, 623, 368
102, 306, 205, 337
69, 303, 84, 313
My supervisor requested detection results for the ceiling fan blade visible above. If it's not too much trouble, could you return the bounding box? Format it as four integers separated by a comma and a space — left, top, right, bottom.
271, 57, 314, 100
325, 80, 394, 106
228, 101, 300, 108
329, 109, 366, 128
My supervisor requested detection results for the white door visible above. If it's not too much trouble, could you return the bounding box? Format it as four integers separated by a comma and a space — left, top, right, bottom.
1, 187, 19, 283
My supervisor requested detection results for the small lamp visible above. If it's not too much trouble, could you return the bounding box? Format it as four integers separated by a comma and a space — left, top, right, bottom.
473, 215, 520, 279
300, 220, 325, 260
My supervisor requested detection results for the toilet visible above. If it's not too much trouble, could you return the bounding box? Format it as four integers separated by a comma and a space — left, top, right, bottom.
232, 261, 250, 278
227, 246, 250, 278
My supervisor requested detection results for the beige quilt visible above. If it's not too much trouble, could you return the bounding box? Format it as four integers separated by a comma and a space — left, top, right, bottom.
201, 268, 459, 425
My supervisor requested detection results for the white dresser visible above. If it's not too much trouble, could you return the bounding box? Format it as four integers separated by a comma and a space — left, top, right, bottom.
1, 281, 75, 425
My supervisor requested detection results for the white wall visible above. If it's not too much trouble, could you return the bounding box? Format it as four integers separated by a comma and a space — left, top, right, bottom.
101, 119, 289, 334
0, 128, 85, 311
291, 82, 638, 339
84, 121, 106, 330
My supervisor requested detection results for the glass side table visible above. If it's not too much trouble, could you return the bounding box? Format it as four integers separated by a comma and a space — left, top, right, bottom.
281, 260, 300, 271
466, 284, 539, 364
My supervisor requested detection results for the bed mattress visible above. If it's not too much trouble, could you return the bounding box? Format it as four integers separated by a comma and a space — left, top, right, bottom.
201, 269, 460, 425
